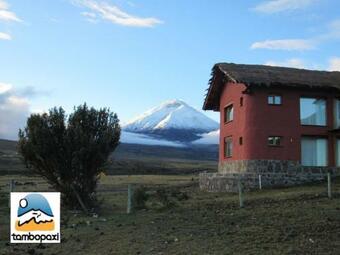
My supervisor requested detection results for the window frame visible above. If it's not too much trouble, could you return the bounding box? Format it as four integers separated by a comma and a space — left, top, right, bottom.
224, 136, 233, 158
336, 137, 340, 167
268, 136, 282, 147
224, 104, 234, 123
268, 94, 282, 106
334, 98, 340, 129
299, 96, 327, 127
300, 136, 328, 167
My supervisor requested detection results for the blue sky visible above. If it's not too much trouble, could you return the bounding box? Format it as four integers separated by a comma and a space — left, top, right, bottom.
0, 0, 340, 139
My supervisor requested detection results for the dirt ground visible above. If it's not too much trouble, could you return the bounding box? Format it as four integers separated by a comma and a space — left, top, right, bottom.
1, 174, 340, 255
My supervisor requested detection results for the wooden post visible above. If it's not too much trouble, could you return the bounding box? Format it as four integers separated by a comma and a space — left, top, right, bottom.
327, 172, 332, 199
238, 179, 244, 208
9, 179, 14, 207
258, 174, 262, 190
127, 184, 133, 214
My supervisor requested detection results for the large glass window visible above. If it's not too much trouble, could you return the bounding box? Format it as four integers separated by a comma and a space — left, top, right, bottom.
336, 139, 340, 167
224, 137, 232, 158
334, 99, 340, 128
300, 98, 326, 126
301, 137, 328, 166
224, 105, 233, 123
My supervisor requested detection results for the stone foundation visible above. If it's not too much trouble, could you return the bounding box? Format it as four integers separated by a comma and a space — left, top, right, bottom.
200, 160, 340, 192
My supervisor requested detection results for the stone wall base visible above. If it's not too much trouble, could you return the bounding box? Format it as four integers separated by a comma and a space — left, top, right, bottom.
199, 172, 329, 192
199, 159, 340, 192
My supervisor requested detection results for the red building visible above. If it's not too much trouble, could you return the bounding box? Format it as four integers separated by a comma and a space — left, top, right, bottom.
200, 63, 340, 191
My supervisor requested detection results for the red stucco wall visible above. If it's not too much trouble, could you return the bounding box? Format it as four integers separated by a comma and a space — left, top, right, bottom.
219, 82, 338, 166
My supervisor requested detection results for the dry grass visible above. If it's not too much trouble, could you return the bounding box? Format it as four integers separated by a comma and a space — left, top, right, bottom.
1, 174, 340, 254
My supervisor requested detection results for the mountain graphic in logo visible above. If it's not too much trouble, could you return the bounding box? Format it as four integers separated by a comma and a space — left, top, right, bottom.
15, 194, 55, 231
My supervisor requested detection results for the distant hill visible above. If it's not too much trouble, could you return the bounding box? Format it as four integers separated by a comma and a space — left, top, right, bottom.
0, 138, 17, 152
0, 139, 218, 175
0, 139, 25, 174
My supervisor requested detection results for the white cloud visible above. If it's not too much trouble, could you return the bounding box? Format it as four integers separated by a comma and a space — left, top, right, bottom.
0, 82, 12, 93
73, 0, 162, 27
251, 39, 314, 50
0, 32, 11, 40
81, 11, 98, 23
0, 83, 29, 140
253, 0, 315, 14
82, 11, 97, 19
329, 57, 340, 71
0, 0, 21, 22
265, 58, 306, 69
121, 131, 184, 147
0, 83, 48, 140
0, 0, 8, 9
193, 130, 219, 145
251, 19, 340, 51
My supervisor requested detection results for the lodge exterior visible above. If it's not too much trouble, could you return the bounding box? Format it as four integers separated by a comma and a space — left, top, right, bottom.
200, 63, 340, 192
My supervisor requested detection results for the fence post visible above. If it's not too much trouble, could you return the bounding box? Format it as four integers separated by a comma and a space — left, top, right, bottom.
127, 184, 133, 214
258, 174, 262, 190
9, 179, 15, 208
238, 179, 244, 208
327, 172, 332, 199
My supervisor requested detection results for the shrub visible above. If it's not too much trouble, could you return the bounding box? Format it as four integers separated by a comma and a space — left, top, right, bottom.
18, 104, 120, 210
132, 186, 149, 210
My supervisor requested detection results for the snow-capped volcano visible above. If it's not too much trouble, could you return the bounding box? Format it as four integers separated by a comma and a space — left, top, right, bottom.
123, 99, 219, 142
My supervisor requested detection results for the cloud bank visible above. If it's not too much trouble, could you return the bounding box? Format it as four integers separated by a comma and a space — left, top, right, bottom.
329, 57, 340, 71
73, 0, 162, 27
251, 19, 340, 51
253, 0, 315, 14
0, 83, 30, 140
0, 31, 11, 40
251, 39, 314, 50
265, 58, 306, 69
0, 83, 48, 140
0, 0, 21, 22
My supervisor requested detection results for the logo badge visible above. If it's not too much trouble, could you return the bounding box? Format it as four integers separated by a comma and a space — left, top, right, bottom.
10, 192, 60, 243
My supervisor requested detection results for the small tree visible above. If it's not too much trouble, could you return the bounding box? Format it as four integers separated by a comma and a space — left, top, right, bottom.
18, 104, 120, 210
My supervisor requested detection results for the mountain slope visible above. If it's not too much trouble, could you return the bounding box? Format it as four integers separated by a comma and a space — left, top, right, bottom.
123, 99, 219, 142
0, 139, 218, 175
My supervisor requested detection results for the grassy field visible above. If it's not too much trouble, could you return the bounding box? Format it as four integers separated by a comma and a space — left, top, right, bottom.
1, 174, 340, 254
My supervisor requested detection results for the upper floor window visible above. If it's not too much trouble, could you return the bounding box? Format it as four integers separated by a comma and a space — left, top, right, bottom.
224, 137, 232, 157
334, 99, 340, 128
300, 97, 326, 126
268, 136, 281, 146
224, 104, 233, 123
268, 95, 282, 105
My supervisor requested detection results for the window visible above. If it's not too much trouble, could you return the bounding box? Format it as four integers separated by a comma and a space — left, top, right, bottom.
224, 137, 232, 157
300, 97, 326, 126
240, 97, 243, 107
268, 95, 282, 105
301, 137, 327, 166
239, 137, 243, 145
268, 136, 281, 146
224, 105, 233, 123
337, 139, 340, 167
334, 99, 340, 128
